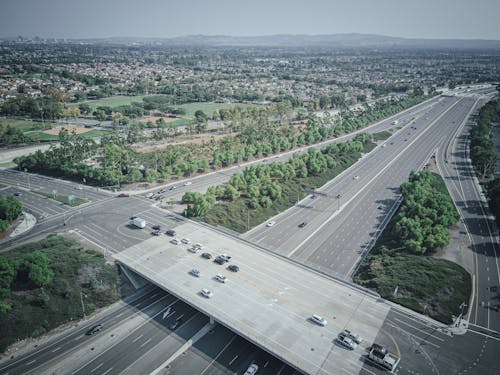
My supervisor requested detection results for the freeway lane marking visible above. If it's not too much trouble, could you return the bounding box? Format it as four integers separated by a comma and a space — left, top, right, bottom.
140, 338, 152, 348
101, 367, 113, 375
26, 359, 36, 366
90, 363, 103, 373
51, 346, 61, 352
132, 334, 144, 343
199, 334, 236, 375
393, 318, 445, 341
228, 355, 238, 365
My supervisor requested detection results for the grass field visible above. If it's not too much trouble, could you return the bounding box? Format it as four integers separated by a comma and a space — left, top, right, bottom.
32, 190, 88, 206
25, 129, 109, 142
177, 102, 248, 118
0, 235, 120, 353
353, 173, 470, 324
0, 118, 55, 132
69, 95, 147, 110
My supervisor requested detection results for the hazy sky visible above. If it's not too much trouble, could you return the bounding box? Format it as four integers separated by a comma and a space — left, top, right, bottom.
1, 0, 499, 40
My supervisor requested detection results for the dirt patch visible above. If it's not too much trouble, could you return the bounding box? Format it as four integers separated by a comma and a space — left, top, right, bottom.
134, 132, 238, 153
42, 126, 92, 135
139, 116, 178, 123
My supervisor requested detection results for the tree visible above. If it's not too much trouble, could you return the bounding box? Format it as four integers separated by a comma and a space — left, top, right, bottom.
21, 251, 54, 287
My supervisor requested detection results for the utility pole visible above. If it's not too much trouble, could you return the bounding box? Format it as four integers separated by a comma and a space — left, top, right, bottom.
336, 194, 342, 210
247, 209, 250, 231
24, 168, 30, 190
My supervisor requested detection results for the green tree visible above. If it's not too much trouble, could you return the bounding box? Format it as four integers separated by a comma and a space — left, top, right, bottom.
21, 251, 54, 287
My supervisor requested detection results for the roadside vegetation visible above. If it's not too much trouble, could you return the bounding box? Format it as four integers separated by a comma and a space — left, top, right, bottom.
0, 194, 23, 233
13, 91, 430, 188
468, 94, 500, 226
31, 190, 88, 206
354, 171, 470, 324
0, 235, 120, 353
183, 134, 374, 232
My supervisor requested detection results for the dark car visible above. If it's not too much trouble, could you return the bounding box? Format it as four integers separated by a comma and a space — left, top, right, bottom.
14, 192, 22, 197
152, 224, 161, 230
86, 324, 103, 335
165, 229, 176, 237
201, 252, 212, 259
130, 216, 137, 220
117, 193, 129, 197
228, 264, 239, 272
169, 318, 183, 330
214, 254, 231, 264
298, 222, 307, 228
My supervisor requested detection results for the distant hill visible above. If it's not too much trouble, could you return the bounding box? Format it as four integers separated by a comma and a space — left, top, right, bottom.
5, 33, 500, 50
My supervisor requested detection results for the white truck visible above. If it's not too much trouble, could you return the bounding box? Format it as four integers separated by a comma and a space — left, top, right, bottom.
368, 345, 400, 372
131, 217, 146, 228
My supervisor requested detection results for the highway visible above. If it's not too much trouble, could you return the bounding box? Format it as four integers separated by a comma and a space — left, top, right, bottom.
1, 86, 500, 374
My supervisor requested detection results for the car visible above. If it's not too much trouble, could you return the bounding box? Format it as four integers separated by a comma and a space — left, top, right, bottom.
190, 269, 200, 277
311, 314, 327, 326
165, 229, 176, 236
266, 221, 275, 227
215, 274, 228, 283
382, 143, 387, 148
169, 318, 183, 330
228, 264, 239, 272
214, 254, 231, 264
170, 238, 181, 245
298, 222, 307, 228
145, 192, 154, 198
201, 252, 212, 259
189, 246, 201, 253
342, 329, 363, 344
181, 238, 190, 244
13, 192, 22, 197
337, 334, 357, 350
169, 186, 176, 190
353, 175, 359, 180
86, 324, 103, 335
201, 288, 213, 298
130, 216, 137, 220
244, 364, 259, 375
184, 181, 192, 186
192, 243, 203, 249
75, 185, 83, 190
159, 188, 166, 193
117, 193, 129, 197
152, 224, 161, 230
151, 229, 161, 236
377, 205, 384, 210
371, 343, 387, 355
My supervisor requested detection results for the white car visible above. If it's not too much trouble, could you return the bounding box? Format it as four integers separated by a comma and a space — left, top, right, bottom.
311, 314, 327, 326
170, 238, 181, 245
188, 246, 200, 253
190, 269, 200, 277
337, 335, 357, 350
215, 274, 228, 283
192, 243, 203, 249
342, 329, 363, 344
353, 175, 360, 180
244, 364, 259, 375
184, 181, 192, 186
201, 288, 213, 298
266, 221, 275, 227
181, 238, 190, 244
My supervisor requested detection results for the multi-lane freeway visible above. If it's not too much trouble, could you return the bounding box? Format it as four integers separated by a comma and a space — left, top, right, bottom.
1, 86, 499, 374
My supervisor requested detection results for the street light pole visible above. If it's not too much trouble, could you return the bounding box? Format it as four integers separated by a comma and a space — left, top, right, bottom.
24, 168, 30, 190
80, 291, 86, 319
336, 194, 341, 210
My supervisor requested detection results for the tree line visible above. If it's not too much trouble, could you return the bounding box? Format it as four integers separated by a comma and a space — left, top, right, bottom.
394, 171, 459, 255
0, 194, 23, 233
182, 134, 371, 218
469, 98, 499, 178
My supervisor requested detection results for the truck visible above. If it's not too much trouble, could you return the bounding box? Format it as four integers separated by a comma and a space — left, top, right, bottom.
132, 217, 146, 228
368, 345, 400, 372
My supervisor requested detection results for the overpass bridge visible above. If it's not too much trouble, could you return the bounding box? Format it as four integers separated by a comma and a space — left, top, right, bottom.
115, 220, 405, 375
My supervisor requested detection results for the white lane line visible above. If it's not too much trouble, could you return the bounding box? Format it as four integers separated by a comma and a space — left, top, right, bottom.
132, 334, 144, 343
51, 346, 61, 352
101, 367, 113, 375
90, 363, 104, 373
26, 359, 36, 366
140, 338, 152, 348
393, 318, 445, 341
199, 335, 237, 375
386, 321, 441, 349
229, 355, 238, 365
